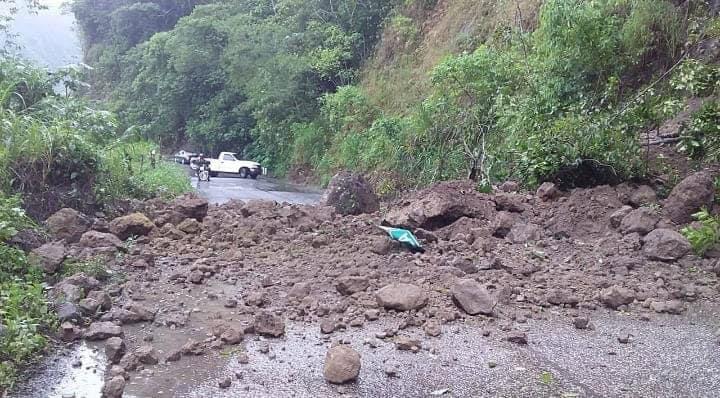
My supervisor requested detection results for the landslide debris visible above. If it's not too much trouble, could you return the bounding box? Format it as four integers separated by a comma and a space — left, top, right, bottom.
40, 175, 720, 392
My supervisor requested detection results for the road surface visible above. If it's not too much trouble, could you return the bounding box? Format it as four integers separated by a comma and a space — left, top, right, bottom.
191, 173, 323, 205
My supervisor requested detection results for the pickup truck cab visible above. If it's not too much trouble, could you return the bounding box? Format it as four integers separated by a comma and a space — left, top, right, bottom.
207, 152, 262, 179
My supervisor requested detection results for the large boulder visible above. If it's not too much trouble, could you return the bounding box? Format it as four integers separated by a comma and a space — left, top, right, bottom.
31, 241, 66, 274
375, 283, 427, 311
450, 279, 495, 316
323, 345, 361, 384
45, 208, 90, 243
384, 180, 496, 230
109, 213, 155, 240
642, 229, 691, 261
173, 196, 209, 221
664, 172, 715, 224
619, 208, 659, 235
321, 171, 379, 216
79, 231, 124, 250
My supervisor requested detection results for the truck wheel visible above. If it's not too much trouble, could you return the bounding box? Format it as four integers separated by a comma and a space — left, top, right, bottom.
239, 168, 249, 178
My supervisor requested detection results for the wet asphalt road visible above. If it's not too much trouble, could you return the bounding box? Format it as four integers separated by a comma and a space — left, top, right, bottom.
190, 173, 323, 205
17, 301, 720, 398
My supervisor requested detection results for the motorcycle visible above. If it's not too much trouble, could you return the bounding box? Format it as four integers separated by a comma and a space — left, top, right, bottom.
196, 163, 210, 182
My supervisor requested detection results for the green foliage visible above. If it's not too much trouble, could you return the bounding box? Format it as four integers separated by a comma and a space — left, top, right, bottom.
96, 140, 191, 203
0, 195, 54, 392
671, 59, 720, 97
0, 59, 189, 217
0, 195, 32, 242
679, 100, 720, 160
73, 0, 401, 169
681, 209, 720, 256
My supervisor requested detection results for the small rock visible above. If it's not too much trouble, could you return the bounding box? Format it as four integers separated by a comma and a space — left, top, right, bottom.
323, 345, 361, 384
664, 172, 715, 224
84, 322, 123, 341
384, 362, 400, 377
375, 283, 427, 311
610, 206, 633, 229
87, 290, 113, 311
79, 298, 101, 315
336, 276, 370, 296
629, 185, 657, 207
254, 311, 285, 337
650, 300, 685, 314
224, 299, 238, 308
101, 376, 126, 398
105, 337, 126, 364
188, 270, 204, 284
618, 334, 631, 344
537, 182, 560, 201
364, 309, 380, 321
220, 328, 243, 345
451, 279, 495, 316
31, 241, 66, 274
504, 331, 528, 345
395, 336, 421, 351
237, 352, 250, 364
57, 302, 82, 323
424, 321, 442, 337
165, 349, 182, 362
619, 207, 659, 235
642, 229, 691, 261
600, 285, 635, 310
219, 377, 232, 389
320, 318, 335, 334
572, 316, 590, 330
60, 322, 82, 341
135, 345, 159, 365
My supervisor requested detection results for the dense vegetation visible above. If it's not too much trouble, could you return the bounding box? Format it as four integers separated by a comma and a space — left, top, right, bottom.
0, 196, 53, 390
72, 0, 720, 192
1, 2, 190, 388
72, 0, 401, 165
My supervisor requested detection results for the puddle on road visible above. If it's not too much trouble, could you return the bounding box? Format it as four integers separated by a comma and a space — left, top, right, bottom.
14, 342, 106, 398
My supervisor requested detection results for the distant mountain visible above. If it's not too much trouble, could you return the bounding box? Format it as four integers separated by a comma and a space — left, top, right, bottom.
9, 2, 82, 70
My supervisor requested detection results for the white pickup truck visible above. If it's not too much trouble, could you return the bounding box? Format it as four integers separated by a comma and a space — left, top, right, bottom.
199, 152, 262, 179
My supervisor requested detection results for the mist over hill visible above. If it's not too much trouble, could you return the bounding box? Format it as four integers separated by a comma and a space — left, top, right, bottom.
9, 1, 82, 70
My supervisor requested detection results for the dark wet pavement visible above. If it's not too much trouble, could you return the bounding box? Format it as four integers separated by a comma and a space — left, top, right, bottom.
191, 173, 323, 205
14, 303, 720, 397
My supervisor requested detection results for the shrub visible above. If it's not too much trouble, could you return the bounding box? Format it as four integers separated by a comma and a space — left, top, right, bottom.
95, 140, 191, 203
0, 196, 54, 392
681, 209, 720, 256
679, 100, 720, 160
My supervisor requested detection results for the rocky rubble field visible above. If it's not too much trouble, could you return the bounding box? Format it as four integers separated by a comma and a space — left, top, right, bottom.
26, 171, 720, 397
